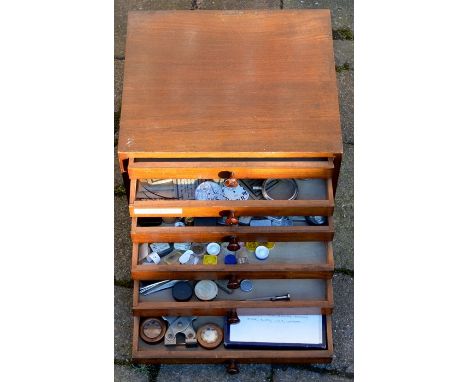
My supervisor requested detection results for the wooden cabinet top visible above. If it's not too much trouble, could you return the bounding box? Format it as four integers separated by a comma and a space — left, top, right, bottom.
118, 10, 342, 159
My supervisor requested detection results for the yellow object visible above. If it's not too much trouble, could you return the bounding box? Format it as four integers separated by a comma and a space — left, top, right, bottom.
203, 255, 218, 265
245, 242, 258, 251
259, 242, 276, 249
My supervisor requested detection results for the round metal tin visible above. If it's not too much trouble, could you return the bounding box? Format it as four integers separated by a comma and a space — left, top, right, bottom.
240, 279, 253, 292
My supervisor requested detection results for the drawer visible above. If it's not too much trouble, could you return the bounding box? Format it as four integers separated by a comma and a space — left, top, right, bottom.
132, 242, 334, 280
131, 216, 334, 242
129, 177, 334, 218
127, 157, 334, 180
133, 279, 333, 317
132, 313, 333, 364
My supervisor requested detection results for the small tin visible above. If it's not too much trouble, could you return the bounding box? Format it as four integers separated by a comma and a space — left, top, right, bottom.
194, 280, 218, 301
139, 318, 166, 344
224, 254, 237, 264
172, 281, 193, 301
240, 279, 253, 292
203, 255, 218, 265
196, 323, 223, 349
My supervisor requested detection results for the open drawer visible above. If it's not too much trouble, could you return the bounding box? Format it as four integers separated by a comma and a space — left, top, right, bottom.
132, 313, 333, 365
133, 278, 333, 317
132, 241, 334, 280
127, 157, 334, 180
128, 177, 334, 218
131, 216, 334, 242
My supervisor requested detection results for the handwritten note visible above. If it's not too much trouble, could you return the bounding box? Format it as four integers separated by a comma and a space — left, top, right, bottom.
229, 315, 323, 344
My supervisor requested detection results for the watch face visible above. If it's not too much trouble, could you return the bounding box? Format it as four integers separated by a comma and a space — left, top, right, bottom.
143, 319, 163, 338
195, 181, 225, 200
140, 318, 166, 343
222, 185, 249, 200
196, 323, 223, 349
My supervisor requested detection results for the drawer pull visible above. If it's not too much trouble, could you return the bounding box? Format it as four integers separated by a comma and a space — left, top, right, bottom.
226, 360, 239, 374
218, 171, 238, 188
227, 310, 240, 325
227, 275, 241, 290
219, 210, 238, 226
227, 236, 241, 251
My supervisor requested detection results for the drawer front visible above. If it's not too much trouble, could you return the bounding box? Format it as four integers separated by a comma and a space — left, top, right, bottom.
133, 279, 333, 317
132, 242, 334, 281
131, 218, 334, 243
129, 178, 334, 218
127, 158, 334, 180
132, 314, 333, 364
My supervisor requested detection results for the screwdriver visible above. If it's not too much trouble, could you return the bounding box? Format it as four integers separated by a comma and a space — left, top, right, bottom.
242, 293, 290, 301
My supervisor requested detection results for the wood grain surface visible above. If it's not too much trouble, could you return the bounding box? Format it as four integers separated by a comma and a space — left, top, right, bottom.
118, 10, 342, 159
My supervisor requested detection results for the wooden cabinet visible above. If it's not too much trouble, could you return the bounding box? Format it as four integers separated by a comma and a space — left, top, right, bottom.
118, 9, 342, 373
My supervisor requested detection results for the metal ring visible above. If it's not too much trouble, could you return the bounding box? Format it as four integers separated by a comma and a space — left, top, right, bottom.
261, 179, 298, 200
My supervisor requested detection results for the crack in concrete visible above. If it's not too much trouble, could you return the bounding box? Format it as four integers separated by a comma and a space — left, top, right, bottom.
335, 268, 354, 277
148, 364, 161, 382
115, 279, 133, 288
335, 63, 351, 73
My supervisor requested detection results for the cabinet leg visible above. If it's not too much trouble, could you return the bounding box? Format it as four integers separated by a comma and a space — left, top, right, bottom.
226, 360, 239, 374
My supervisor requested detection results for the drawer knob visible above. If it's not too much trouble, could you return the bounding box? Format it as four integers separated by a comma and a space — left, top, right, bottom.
220, 210, 238, 226
218, 171, 238, 188
227, 276, 241, 289
226, 360, 239, 374
227, 310, 240, 324
227, 236, 241, 251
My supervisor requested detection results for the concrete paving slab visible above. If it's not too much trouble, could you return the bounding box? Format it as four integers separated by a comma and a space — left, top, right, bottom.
333, 40, 353, 69
114, 286, 133, 361
115, 0, 194, 58
196, 0, 280, 9
273, 368, 352, 381
283, 1, 354, 31
115, 59, 124, 113
157, 363, 272, 382
115, 364, 149, 382
114, 195, 132, 282
337, 70, 354, 144
333, 143, 353, 270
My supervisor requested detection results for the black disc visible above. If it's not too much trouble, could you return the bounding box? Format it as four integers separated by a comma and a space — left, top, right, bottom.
172, 281, 193, 302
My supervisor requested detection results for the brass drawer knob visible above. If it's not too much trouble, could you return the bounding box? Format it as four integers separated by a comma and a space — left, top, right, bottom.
227, 310, 240, 324
218, 171, 238, 188
227, 236, 241, 251
227, 276, 241, 290
226, 360, 239, 374
220, 210, 239, 226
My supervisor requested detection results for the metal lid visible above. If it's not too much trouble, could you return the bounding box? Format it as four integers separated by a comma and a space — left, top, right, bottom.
172, 281, 193, 302
194, 280, 218, 301
240, 279, 253, 292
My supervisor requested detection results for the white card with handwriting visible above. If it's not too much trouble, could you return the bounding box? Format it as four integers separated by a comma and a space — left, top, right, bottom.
229, 315, 322, 344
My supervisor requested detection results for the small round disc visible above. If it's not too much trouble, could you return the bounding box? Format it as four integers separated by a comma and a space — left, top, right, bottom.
139, 318, 166, 344
224, 254, 237, 264
194, 280, 218, 301
240, 279, 253, 292
172, 281, 193, 302
196, 323, 223, 349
